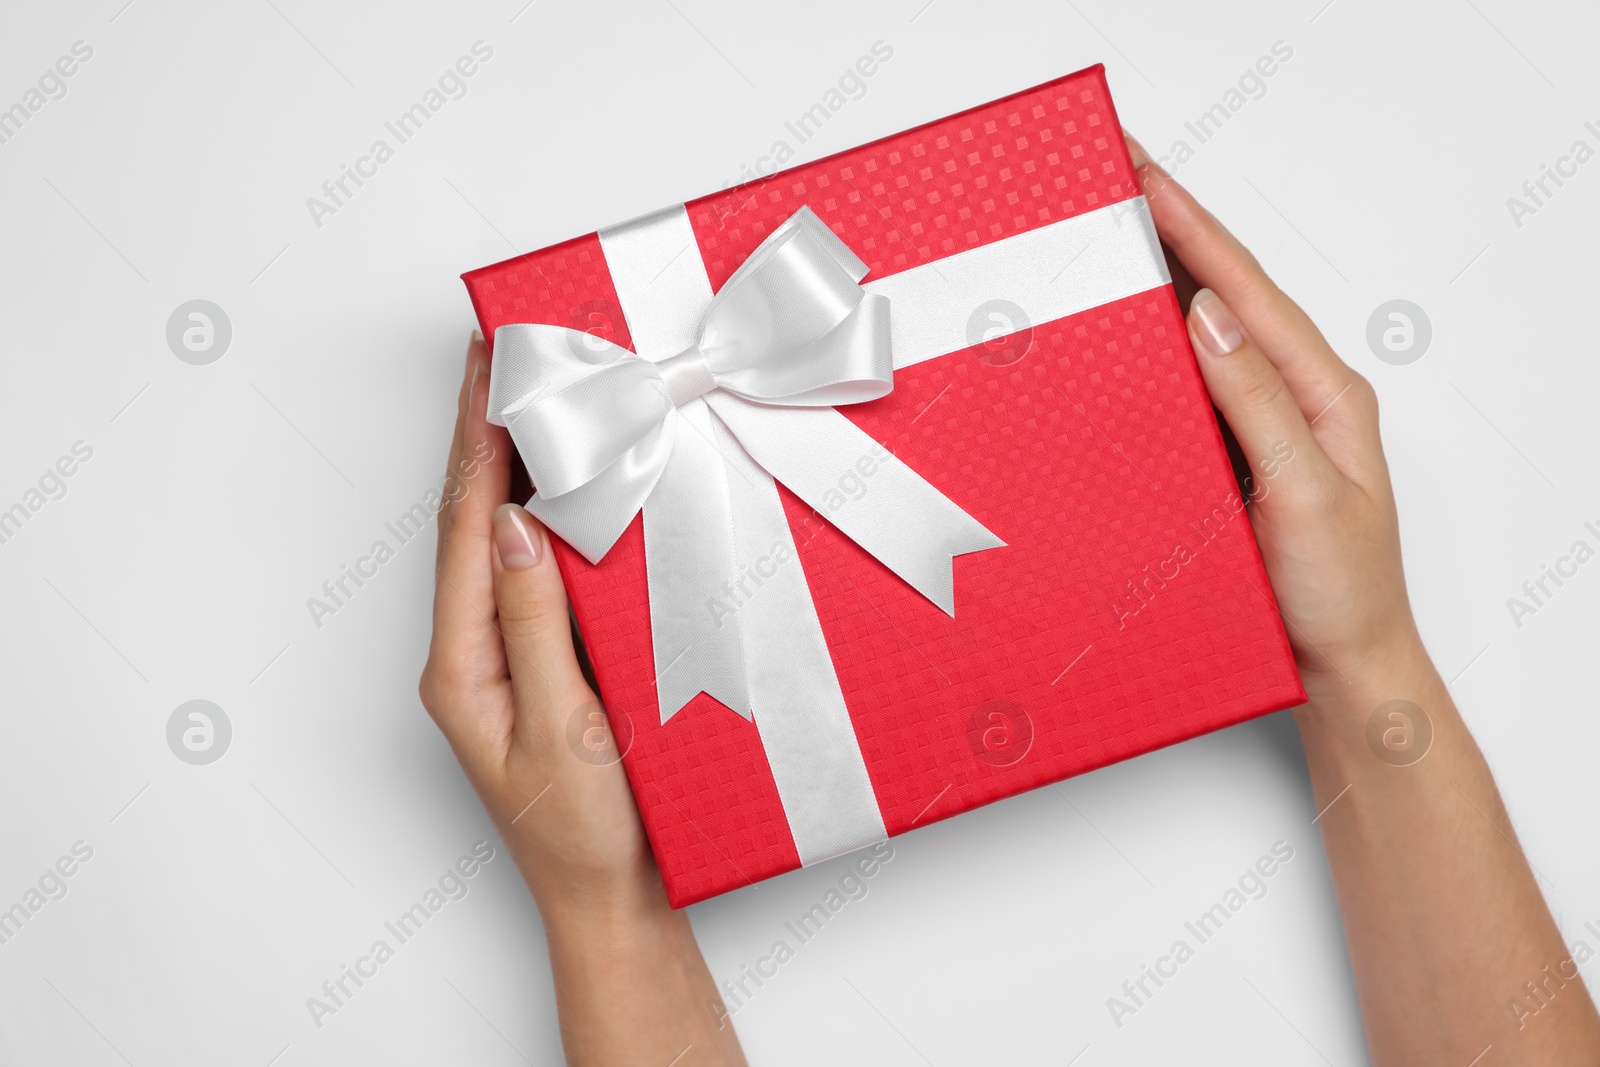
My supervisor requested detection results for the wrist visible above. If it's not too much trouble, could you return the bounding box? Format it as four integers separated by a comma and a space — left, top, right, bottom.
540, 887, 687, 961
1294, 624, 1441, 729
525, 854, 680, 940
1291, 635, 1451, 789
535, 871, 708, 1015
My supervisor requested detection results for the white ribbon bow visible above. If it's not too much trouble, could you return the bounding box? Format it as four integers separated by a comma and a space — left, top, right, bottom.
487, 207, 1004, 722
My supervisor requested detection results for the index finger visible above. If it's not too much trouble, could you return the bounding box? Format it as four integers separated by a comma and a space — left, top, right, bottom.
1127, 136, 1356, 424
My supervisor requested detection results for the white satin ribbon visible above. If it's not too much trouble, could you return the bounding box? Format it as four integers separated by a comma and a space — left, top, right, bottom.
487, 197, 1167, 865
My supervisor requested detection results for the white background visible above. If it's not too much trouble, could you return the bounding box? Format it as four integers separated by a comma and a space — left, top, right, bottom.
2, 1, 1597, 1064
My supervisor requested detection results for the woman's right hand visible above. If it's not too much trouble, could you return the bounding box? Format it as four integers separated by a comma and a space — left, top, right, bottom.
1127, 136, 1423, 704
1129, 135, 1600, 1065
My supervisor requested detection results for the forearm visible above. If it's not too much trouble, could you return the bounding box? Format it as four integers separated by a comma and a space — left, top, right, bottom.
1295, 636, 1600, 1064
539, 881, 746, 1067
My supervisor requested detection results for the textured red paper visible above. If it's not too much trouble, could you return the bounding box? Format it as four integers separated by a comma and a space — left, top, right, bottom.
463, 65, 1306, 907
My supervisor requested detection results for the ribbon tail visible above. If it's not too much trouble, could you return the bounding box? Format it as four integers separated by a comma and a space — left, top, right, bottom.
643, 400, 753, 722
706, 405, 888, 864
707, 396, 1004, 615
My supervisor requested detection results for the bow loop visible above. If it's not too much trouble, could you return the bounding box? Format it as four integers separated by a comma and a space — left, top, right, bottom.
486, 323, 676, 562
697, 207, 892, 405
487, 324, 674, 502
710, 290, 892, 406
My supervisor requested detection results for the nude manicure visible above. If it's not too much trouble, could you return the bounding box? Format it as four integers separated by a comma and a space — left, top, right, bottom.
494, 504, 542, 569
1190, 290, 1245, 357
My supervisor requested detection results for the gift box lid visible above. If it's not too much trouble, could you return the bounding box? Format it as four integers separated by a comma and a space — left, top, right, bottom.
463, 63, 1306, 907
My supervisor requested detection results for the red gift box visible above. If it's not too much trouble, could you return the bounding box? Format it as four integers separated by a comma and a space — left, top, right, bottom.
463, 64, 1305, 906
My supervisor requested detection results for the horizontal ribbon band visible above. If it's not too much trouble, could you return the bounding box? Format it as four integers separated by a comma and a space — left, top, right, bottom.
866, 197, 1168, 369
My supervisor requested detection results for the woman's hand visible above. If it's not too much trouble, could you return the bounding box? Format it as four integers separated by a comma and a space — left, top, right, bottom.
418, 332, 655, 914
1129, 136, 1600, 1064
418, 333, 745, 1066
1128, 138, 1419, 703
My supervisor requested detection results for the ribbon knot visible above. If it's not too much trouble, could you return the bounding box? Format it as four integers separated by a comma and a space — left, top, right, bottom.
657, 348, 717, 407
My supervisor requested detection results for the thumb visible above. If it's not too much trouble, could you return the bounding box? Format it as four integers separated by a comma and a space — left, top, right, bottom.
491, 503, 590, 709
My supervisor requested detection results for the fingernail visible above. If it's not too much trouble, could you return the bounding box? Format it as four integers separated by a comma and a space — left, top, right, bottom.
494, 504, 542, 569
466, 364, 487, 453
1190, 289, 1245, 357
468, 363, 484, 415
1125, 133, 1152, 170
472, 329, 483, 343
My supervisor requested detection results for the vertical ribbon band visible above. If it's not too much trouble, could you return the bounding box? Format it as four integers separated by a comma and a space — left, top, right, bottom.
597, 205, 892, 864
